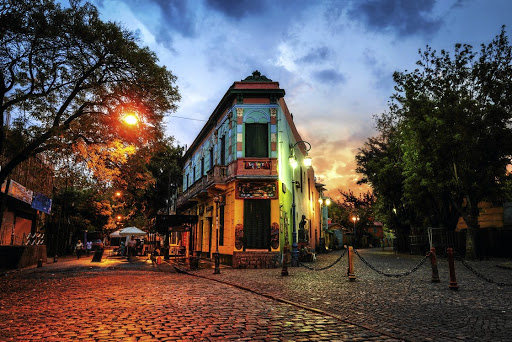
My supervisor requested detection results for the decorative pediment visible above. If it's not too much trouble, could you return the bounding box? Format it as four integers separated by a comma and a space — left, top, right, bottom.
242, 70, 273, 82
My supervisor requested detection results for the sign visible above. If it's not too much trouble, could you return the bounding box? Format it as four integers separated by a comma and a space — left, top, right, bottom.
31, 193, 52, 214
236, 181, 278, 199
8, 180, 33, 205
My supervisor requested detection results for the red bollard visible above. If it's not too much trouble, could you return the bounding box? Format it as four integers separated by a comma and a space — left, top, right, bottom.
430, 248, 440, 283
347, 246, 356, 281
447, 248, 459, 290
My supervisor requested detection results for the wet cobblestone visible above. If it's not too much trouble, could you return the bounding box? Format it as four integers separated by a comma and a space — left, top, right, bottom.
0, 255, 401, 341
191, 248, 512, 342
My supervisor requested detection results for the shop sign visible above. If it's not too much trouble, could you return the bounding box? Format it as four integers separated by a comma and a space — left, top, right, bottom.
31, 193, 52, 214
8, 180, 33, 205
236, 181, 278, 199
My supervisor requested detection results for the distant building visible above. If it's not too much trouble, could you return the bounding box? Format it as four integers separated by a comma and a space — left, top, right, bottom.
177, 71, 322, 268
0, 154, 53, 246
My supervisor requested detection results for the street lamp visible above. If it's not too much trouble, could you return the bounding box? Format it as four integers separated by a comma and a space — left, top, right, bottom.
123, 113, 138, 125
214, 195, 224, 274
289, 140, 312, 266
352, 216, 360, 246
318, 197, 331, 253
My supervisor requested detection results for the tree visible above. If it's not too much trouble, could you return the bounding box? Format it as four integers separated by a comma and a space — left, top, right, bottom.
359, 27, 512, 258
0, 0, 180, 221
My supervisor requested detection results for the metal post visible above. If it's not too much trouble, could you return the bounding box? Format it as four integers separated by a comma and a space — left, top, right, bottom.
291, 180, 298, 267
214, 198, 220, 274
281, 244, 289, 276
429, 247, 440, 283
348, 246, 356, 281
447, 248, 458, 290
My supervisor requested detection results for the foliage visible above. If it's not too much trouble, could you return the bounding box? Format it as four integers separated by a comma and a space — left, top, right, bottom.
356, 27, 512, 257
0, 0, 180, 185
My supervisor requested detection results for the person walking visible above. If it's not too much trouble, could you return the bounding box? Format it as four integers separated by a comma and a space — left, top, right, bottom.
127, 236, 136, 262
75, 240, 84, 259
86, 241, 92, 256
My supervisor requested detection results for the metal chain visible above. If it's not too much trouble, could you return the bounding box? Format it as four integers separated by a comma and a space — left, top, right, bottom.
456, 256, 512, 287
353, 249, 430, 278
298, 249, 347, 271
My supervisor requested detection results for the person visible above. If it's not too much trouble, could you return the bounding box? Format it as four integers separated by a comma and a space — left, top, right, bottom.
75, 240, 84, 259
86, 241, 92, 256
119, 241, 125, 256
127, 236, 136, 261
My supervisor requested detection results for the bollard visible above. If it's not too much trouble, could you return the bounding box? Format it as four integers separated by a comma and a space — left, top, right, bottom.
214, 252, 220, 274
37, 258, 43, 268
281, 245, 289, 276
157, 256, 162, 265
347, 246, 356, 281
447, 248, 459, 290
429, 248, 440, 283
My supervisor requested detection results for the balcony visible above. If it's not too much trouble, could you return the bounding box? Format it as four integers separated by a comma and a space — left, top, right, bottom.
236, 158, 277, 178
177, 158, 277, 209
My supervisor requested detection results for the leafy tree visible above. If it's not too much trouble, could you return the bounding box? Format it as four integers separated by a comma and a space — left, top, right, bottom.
0, 0, 180, 221
358, 27, 512, 258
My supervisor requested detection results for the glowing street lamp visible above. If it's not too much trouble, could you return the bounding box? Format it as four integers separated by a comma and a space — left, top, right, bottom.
123, 113, 138, 125
318, 197, 331, 253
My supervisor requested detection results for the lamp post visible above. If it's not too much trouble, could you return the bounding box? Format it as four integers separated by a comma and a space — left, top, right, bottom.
214, 195, 224, 274
318, 197, 331, 253
352, 215, 360, 247
289, 140, 312, 267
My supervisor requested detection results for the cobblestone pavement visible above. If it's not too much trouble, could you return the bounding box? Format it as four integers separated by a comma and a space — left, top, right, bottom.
190, 248, 512, 342
0, 255, 401, 341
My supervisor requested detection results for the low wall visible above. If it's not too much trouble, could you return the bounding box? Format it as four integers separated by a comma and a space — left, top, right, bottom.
0, 245, 47, 269
233, 251, 280, 269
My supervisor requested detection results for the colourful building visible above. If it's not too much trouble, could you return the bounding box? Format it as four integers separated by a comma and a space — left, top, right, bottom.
176, 71, 322, 268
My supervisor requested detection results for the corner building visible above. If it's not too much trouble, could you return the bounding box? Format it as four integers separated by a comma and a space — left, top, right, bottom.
177, 71, 322, 268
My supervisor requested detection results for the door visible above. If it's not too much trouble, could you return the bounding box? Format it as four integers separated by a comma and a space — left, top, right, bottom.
243, 199, 271, 250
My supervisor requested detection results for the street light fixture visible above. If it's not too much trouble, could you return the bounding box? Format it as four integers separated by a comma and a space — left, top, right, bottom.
318, 197, 331, 253
123, 113, 138, 125
289, 140, 312, 266
352, 216, 360, 246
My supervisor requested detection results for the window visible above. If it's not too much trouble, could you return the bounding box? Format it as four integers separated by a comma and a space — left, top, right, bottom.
220, 136, 226, 165
245, 123, 268, 157
201, 158, 204, 177
193, 167, 196, 183
209, 149, 213, 169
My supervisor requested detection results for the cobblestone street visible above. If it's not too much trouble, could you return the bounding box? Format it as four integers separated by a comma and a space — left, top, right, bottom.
191, 248, 512, 342
0, 248, 511, 341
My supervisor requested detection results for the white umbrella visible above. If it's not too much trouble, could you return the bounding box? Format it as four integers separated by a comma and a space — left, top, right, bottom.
118, 227, 147, 237
109, 230, 123, 238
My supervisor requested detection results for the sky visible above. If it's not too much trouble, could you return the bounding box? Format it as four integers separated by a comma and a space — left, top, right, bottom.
87, 0, 512, 200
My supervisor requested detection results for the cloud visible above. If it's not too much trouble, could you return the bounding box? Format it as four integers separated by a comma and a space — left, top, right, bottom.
312, 69, 346, 85
205, 0, 265, 18
348, 0, 443, 37
296, 46, 332, 64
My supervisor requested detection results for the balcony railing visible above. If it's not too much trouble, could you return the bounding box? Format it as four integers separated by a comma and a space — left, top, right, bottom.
177, 158, 277, 209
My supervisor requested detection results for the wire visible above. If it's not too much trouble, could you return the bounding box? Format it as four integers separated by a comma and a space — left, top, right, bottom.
169, 115, 207, 122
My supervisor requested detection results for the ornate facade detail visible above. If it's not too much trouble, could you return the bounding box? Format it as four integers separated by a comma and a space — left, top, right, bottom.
242, 70, 273, 82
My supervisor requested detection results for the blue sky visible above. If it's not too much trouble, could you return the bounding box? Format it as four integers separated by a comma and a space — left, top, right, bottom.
89, 0, 512, 199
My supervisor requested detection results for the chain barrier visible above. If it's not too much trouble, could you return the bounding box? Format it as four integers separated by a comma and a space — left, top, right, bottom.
354, 249, 431, 278
298, 249, 347, 271
456, 256, 512, 287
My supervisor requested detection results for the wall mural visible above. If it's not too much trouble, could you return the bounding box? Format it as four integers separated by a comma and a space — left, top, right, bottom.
236, 181, 278, 199
235, 223, 244, 250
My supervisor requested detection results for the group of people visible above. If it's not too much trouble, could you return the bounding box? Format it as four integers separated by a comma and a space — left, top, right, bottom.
74, 240, 93, 259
